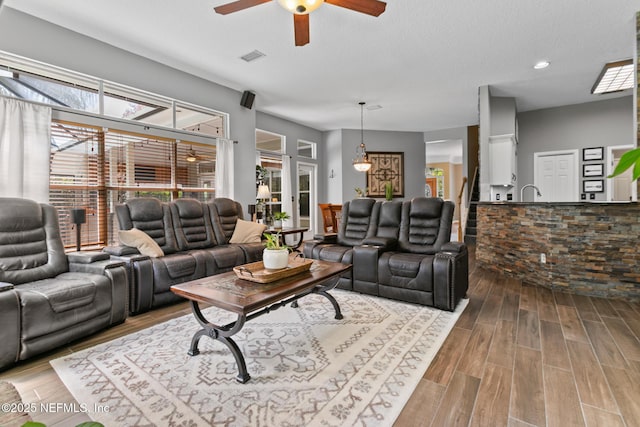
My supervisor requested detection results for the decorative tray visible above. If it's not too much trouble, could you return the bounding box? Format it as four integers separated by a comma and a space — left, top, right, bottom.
233, 256, 313, 283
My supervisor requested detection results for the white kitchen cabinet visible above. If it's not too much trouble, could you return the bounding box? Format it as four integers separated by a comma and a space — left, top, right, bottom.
489, 134, 517, 186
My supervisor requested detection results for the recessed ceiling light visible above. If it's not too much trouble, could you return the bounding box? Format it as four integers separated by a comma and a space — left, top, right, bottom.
533, 61, 550, 70
366, 104, 382, 111
591, 59, 634, 94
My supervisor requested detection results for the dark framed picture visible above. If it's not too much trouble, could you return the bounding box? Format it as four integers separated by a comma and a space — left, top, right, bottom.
583, 147, 603, 161
582, 163, 603, 177
366, 152, 405, 198
583, 179, 604, 193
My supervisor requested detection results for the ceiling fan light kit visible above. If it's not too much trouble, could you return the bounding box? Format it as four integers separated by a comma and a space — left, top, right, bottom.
214, 0, 386, 46
277, 0, 323, 14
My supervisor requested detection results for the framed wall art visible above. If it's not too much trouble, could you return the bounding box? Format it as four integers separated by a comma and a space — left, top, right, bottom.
582, 147, 603, 161
366, 152, 404, 198
583, 179, 604, 193
582, 163, 604, 177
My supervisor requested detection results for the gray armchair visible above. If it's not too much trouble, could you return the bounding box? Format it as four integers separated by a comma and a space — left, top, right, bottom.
0, 198, 127, 370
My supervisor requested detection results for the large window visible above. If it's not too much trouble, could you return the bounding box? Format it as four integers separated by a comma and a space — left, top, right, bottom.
50, 121, 217, 249
0, 51, 229, 250
255, 129, 286, 222
0, 52, 228, 139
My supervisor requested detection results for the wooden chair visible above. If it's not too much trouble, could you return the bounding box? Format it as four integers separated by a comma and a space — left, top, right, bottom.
319, 203, 343, 233
319, 203, 335, 232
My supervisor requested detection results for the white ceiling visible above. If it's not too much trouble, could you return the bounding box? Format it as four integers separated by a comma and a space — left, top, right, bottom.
3, 0, 640, 132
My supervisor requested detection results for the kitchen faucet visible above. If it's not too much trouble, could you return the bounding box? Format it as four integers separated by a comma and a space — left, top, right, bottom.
520, 184, 542, 201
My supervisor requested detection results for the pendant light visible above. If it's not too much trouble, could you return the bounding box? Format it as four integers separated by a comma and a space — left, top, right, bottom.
353, 102, 372, 172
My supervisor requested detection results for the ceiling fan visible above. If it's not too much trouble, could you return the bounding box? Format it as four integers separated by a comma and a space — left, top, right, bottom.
185, 147, 213, 163
214, 0, 387, 46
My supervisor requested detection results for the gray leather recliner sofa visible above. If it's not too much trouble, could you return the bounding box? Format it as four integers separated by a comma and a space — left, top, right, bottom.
304, 197, 468, 311
0, 198, 128, 370
106, 197, 264, 315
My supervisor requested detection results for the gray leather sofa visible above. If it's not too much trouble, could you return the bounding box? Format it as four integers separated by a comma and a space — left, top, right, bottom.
304, 197, 468, 311
106, 197, 264, 315
0, 198, 128, 370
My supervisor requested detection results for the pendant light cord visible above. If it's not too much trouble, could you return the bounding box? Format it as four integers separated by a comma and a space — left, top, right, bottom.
360, 101, 365, 147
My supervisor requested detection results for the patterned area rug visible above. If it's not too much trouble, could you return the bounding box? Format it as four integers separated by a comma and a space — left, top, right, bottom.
52, 290, 467, 426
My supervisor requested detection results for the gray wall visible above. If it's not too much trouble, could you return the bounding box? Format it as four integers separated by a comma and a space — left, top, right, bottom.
518, 96, 634, 201
0, 7, 258, 209
322, 130, 343, 203
337, 129, 425, 202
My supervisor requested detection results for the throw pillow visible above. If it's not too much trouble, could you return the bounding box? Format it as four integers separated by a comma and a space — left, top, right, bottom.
118, 228, 164, 258
229, 219, 267, 244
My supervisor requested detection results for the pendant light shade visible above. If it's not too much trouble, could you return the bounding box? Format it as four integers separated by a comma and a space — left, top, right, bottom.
353, 102, 372, 172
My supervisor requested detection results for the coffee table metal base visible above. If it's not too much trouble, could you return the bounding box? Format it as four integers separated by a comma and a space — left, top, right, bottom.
186, 277, 343, 383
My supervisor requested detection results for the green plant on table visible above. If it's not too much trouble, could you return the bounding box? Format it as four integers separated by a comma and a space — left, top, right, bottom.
273, 211, 290, 221
263, 232, 289, 251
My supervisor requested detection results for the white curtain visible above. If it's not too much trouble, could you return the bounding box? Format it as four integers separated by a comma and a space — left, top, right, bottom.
0, 98, 52, 202
281, 155, 294, 228
215, 138, 234, 199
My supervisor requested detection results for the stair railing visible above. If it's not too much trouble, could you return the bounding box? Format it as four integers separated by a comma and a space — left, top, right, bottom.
463, 167, 479, 242
456, 176, 468, 242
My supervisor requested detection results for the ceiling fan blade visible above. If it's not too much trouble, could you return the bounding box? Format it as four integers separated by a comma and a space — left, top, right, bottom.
325, 0, 386, 16
214, 0, 271, 15
294, 14, 310, 46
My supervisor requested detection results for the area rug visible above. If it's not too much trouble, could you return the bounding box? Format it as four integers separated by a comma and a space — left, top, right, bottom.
51, 290, 467, 427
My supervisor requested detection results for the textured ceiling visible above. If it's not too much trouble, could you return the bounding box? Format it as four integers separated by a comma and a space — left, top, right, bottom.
3, 0, 640, 132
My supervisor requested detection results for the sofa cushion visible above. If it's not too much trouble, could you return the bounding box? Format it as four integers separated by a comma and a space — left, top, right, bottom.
118, 228, 164, 258
16, 272, 112, 339
378, 252, 434, 292
170, 199, 216, 250
0, 200, 68, 285
116, 198, 179, 254
337, 198, 379, 246
398, 198, 454, 254
230, 220, 266, 244
209, 198, 246, 244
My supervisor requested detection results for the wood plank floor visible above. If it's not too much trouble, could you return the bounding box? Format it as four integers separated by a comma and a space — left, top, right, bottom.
1, 245, 639, 426
396, 246, 640, 427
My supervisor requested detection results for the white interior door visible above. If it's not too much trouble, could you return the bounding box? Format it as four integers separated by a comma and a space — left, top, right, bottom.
608, 146, 636, 201
534, 151, 579, 202
297, 162, 317, 240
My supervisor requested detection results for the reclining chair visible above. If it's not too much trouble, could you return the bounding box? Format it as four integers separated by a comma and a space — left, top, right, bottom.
0, 198, 127, 370
303, 198, 379, 289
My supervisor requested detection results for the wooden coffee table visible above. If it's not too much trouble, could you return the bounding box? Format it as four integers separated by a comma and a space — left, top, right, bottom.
170, 259, 351, 383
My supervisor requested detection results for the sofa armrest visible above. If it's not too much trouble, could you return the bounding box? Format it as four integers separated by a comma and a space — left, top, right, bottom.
68, 254, 128, 324
362, 237, 397, 251
352, 245, 388, 290
0, 286, 20, 369
433, 246, 469, 311
311, 233, 337, 244
441, 241, 466, 254
103, 245, 141, 256
0, 282, 14, 292
104, 253, 154, 316
303, 234, 337, 259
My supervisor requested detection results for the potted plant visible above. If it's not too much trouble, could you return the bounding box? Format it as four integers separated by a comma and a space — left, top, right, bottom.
384, 181, 393, 201
272, 211, 290, 229
262, 232, 290, 269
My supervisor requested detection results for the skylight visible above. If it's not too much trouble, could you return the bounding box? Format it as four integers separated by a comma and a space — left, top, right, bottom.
591, 59, 634, 94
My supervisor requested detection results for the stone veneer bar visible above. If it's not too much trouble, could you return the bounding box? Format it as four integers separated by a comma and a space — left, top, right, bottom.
476, 202, 640, 300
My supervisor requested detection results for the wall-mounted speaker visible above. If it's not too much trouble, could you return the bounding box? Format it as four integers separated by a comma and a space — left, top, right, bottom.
240, 90, 255, 109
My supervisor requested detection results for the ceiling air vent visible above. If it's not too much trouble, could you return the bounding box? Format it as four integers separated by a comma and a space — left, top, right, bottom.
240, 50, 266, 62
